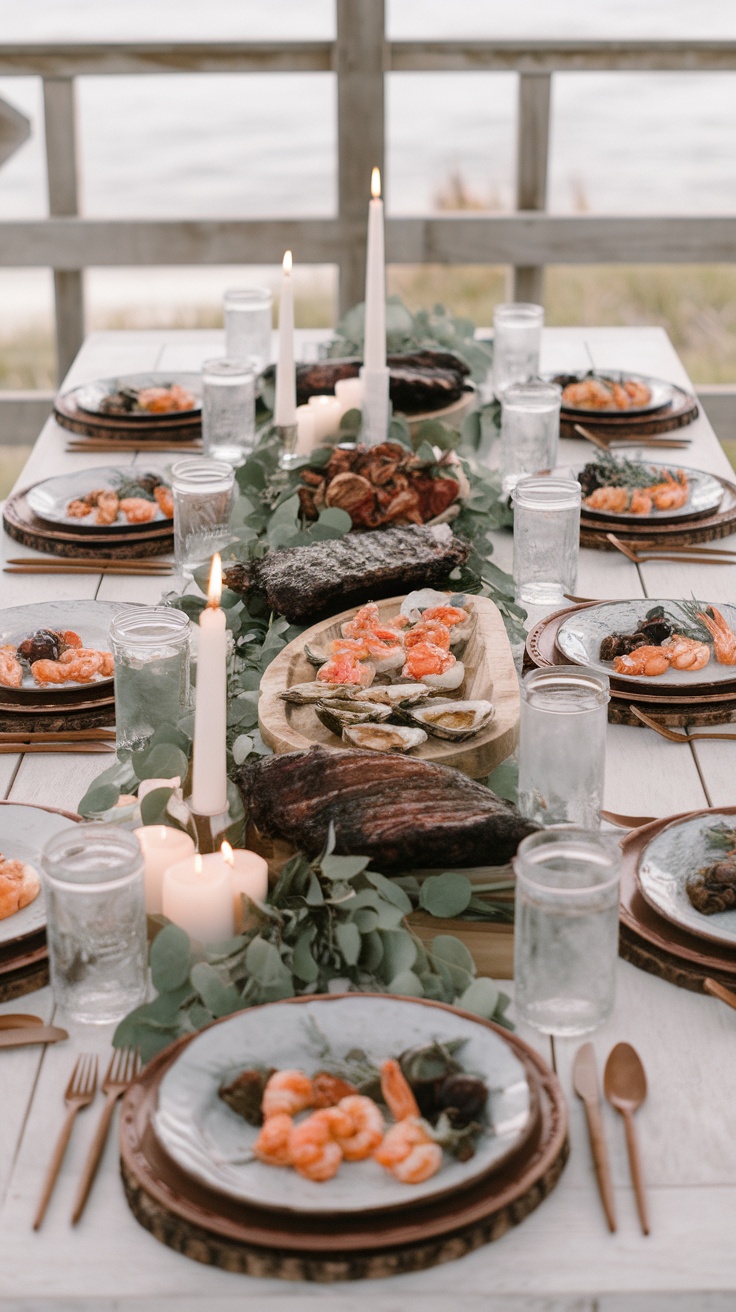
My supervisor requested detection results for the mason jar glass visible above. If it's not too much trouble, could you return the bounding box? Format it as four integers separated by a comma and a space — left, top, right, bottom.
171, 457, 235, 574
492, 303, 544, 396
500, 379, 561, 496
513, 475, 581, 605
42, 825, 148, 1025
201, 357, 256, 466
513, 828, 622, 1036
224, 286, 273, 376
109, 607, 192, 751
518, 665, 610, 829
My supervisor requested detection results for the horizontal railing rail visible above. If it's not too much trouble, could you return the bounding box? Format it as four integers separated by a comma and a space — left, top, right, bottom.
1, 7, 736, 440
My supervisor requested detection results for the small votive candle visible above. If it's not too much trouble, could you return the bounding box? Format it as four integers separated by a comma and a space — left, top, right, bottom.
162, 852, 235, 944
334, 376, 363, 418
221, 841, 269, 932
134, 825, 196, 915
295, 404, 317, 455
308, 394, 342, 442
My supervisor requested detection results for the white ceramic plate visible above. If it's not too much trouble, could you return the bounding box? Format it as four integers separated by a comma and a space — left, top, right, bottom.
153, 995, 532, 1215
0, 599, 136, 696
545, 370, 673, 417
75, 372, 201, 420
638, 811, 736, 948
0, 804, 79, 946
556, 599, 736, 688
572, 462, 723, 524
27, 467, 172, 534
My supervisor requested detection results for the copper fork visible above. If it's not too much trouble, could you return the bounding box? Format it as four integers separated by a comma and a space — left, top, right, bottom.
70, 1047, 140, 1225
630, 706, 736, 742
606, 532, 736, 566
33, 1053, 98, 1230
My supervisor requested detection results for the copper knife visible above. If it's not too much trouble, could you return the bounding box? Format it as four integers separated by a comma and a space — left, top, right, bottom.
0, 1026, 68, 1048
572, 1041, 617, 1232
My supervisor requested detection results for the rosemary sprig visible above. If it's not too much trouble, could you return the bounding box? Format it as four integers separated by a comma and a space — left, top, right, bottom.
664, 598, 714, 644
585, 452, 674, 490
705, 823, 736, 855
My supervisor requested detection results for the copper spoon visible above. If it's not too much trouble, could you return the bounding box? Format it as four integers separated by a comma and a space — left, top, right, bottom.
604, 1043, 650, 1235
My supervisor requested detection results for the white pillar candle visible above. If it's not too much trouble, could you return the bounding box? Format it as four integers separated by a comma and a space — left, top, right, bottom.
162, 852, 235, 944
294, 404, 317, 455
274, 249, 296, 427
363, 167, 386, 371
221, 841, 269, 932
334, 376, 363, 418
307, 394, 342, 442
191, 553, 228, 816
134, 825, 196, 915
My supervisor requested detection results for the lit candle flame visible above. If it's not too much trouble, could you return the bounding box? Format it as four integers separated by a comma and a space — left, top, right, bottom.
283, 249, 292, 274
221, 840, 234, 867
207, 552, 223, 609
371, 167, 381, 200
194, 854, 203, 876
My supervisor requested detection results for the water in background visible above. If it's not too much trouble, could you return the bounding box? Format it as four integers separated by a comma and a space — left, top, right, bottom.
1, 0, 736, 321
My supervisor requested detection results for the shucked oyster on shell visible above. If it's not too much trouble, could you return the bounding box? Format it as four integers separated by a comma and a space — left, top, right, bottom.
342, 722, 428, 753
280, 682, 359, 704
419, 660, 465, 691
358, 682, 433, 707
316, 699, 393, 735
404, 699, 495, 741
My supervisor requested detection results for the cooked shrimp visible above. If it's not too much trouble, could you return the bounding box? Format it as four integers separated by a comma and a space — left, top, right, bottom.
404, 621, 451, 651
662, 634, 711, 671
419, 605, 468, 629
261, 1069, 314, 1119
0, 645, 22, 688
66, 498, 92, 518
374, 1118, 443, 1184
342, 603, 380, 638
584, 487, 631, 514
32, 649, 107, 684
624, 379, 652, 406
153, 484, 174, 518
650, 471, 689, 511
629, 488, 653, 515
698, 606, 736, 665
95, 491, 120, 525
380, 1059, 419, 1122
61, 631, 82, 649
317, 654, 374, 687
327, 1095, 384, 1162
119, 497, 158, 524
612, 645, 671, 677
137, 383, 196, 414
561, 379, 615, 410
402, 642, 456, 680
253, 1112, 294, 1167
289, 1112, 343, 1181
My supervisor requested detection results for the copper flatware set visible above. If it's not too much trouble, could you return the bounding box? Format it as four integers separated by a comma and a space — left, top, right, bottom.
573, 1040, 650, 1235
0, 730, 115, 756
606, 532, 736, 567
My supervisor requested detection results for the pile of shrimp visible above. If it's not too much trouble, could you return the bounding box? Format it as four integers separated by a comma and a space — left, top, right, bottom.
610, 607, 736, 677
316, 599, 470, 688
66, 482, 173, 526
136, 383, 196, 413
562, 376, 652, 411
252, 1058, 443, 1185
584, 470, 689, 516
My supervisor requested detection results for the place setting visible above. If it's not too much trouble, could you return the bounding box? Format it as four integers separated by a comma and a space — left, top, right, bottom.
54, 373, 203, 453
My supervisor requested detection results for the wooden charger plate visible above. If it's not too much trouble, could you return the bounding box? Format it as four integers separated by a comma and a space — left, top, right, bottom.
259, 594, 520, 780
120, 994, 568, 1281
580, 474, 736, 551
4, 486, 173, 561
619, 807, 736, 992
54, 387, 201, 439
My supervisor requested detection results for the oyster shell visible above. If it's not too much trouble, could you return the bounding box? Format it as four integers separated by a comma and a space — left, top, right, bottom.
400, 588, 470, 623
420, 661, 465, 691
406, 699, 495, 741
281, 682, 358, 704
359, 683, 434, 707
303, 641, 329, 666
342, 723, 428, 753
316, 700, 393, 735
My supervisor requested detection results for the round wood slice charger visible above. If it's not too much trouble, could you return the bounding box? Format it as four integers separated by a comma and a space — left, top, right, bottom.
3, 487, 173, 560
119, 994, 568, 1281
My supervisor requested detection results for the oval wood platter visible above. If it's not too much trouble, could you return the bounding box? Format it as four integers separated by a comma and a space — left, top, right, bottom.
4, 487, 173, 560
618, 807, 736, 992
119, 994, 568, 1281
404, 388, 476, 437
258, 594, 520, 779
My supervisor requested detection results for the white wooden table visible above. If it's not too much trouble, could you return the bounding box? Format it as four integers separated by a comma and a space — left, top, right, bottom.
1, 327, 736, 1311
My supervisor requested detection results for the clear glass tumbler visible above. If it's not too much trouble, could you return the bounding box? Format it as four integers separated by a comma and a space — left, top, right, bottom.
224, 286, 273, 376
492, 303, 544, 396
513, 828, 621, 1036
202, 357, 256, 466
110, 607, 192, 751
513, 475, 581, 605
171, 457, 235, 574
518, 665, 610, 828
500, 379, 561, 496
42, 825, 148, 1025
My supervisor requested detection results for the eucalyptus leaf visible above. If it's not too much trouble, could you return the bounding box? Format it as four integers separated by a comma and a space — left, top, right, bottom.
150, 924, 192, 992
365, 870, 413, 914
458, 976, 500, 1019
133, 742, 189, 783
428, 934, 476, 990
419, 872, 473, 919
139, 787, 175, 827
190, 962, 243, 1018
292, 926, 320, 983
321, 854, 370, 881
387, 969, 424, 997
378, 929, 417, 982
77, 782, 120, 818
335, 920, 362, 967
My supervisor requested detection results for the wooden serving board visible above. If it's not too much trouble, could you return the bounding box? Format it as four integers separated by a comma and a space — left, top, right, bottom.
119, 994, 568, 1280
3, 487, 173, 560
258, 594, 520, 780
618, 808, 736, 992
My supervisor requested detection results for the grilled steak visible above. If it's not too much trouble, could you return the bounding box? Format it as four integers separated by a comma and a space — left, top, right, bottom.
262, 350, 470, 414
238, 746, 536, 871
223, 523, 470, 625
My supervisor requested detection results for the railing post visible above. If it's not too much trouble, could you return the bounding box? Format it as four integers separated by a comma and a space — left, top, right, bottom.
335, 0, 386, 317
513, 72, 551, 305
43, 77, 85, 382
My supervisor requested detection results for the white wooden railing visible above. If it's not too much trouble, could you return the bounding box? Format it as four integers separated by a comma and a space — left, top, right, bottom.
2, 4, 736, 440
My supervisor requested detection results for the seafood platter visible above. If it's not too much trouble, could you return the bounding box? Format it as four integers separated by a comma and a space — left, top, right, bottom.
53, 372, 202, 441
258, 589, 521, 779
618, 806, 736, 994
26, 467, 173, 533
575, 456, 724, 525
0, 801, 80, 1000
120, 993, 568, 1276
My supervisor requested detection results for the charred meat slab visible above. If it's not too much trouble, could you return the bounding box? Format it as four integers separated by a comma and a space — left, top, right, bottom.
223, 523, 470, 626
262, 350, 470, 414
238, 746, 537, 871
